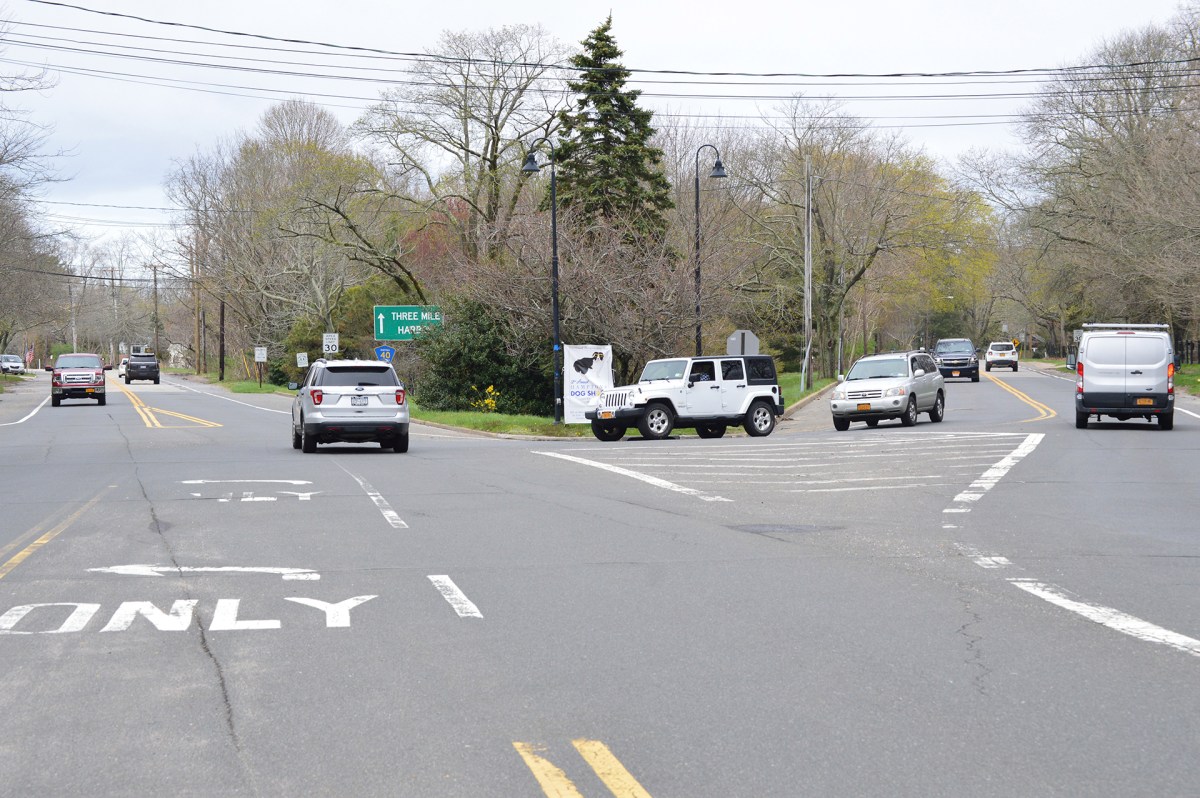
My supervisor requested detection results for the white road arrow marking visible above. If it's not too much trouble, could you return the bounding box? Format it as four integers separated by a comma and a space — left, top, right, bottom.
88, 565, 320, 580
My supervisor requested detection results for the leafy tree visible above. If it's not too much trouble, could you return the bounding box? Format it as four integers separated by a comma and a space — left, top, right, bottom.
553, 16, 674, 237
412, 297, 550, 415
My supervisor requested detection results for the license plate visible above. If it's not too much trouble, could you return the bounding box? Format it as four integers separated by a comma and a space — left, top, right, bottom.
599, 410, 614, 419
951, 370, 960, 377
857, 403, 871, 411
85, 388, 95, 393
1136, 397, 1154, 406
351, 395, 368, 406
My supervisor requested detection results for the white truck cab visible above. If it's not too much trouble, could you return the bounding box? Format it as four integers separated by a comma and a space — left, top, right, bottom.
1073, 323, 1176, 430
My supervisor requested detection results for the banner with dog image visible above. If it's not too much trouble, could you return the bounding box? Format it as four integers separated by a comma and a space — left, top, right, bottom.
564, 345, 613, 424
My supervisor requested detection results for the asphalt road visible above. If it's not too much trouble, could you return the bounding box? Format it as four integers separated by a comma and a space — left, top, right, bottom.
1, 367, 1197, 796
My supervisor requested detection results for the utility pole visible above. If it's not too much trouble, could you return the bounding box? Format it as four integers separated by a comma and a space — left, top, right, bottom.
152, 263, 161, 356
803, 155, 814, 391
68, 282, 77, 352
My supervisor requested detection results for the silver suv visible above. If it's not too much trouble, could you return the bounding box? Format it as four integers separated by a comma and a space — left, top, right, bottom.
586, 355, 784, 441
290, 359, 410, 453
830, 351, 945, 430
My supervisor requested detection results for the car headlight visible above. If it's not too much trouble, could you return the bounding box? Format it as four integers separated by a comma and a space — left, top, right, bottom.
832, 388, 847, 400
883, 386, 908, 397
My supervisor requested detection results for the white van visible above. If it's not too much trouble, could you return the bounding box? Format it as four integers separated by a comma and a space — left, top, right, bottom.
1073, 323, 1175, 430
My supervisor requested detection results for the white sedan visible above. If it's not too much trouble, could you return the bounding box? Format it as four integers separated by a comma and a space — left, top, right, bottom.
117, 357, 128, 377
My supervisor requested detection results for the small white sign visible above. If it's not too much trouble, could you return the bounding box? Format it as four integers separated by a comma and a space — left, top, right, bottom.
322, 333, 339, 354
296, 352, 309, 368
254, 346, 267, 363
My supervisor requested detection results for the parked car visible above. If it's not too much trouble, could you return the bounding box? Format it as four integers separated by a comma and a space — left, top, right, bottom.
985, 341, 1018, 372
125, 353, 160, 384
1, 354, 25, 375
291, 358, 410, 453
585, 355, 784, 441
830, 350, 945, 430
117, 357, 128, 378
47, 353, 110, 406
1074, 323, 1175, 430
933, 338, 980, 381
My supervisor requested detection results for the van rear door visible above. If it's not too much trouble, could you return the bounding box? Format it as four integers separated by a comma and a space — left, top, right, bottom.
1124, 335, 1170, 399
1081, 335, 1128, 407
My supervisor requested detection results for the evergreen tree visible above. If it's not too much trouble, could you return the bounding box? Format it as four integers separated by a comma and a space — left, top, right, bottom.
553, 16, 674, 236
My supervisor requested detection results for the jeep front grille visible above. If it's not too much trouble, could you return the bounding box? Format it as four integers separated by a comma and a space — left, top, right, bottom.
599, 390, 633, 408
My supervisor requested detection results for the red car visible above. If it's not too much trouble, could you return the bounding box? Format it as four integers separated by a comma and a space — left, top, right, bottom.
47, 353, 111, 406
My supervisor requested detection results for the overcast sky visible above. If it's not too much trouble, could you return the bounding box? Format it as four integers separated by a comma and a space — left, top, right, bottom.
2, 0, 1188, 247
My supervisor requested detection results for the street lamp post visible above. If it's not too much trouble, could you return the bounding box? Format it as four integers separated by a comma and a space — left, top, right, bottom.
693, 144, 727, 356
521, 141, 564, 424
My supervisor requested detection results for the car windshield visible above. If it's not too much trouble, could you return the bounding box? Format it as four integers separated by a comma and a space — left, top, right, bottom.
990, 343, 1013, 351
2, 355, 17, 362
639, 359, 687, 381
56, 355, 101, 368
321, 366, 398, 387
936, 341, 973, 354
846, 357, 908, 380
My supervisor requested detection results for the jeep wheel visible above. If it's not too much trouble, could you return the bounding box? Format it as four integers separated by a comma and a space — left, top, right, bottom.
743, 400, 776, 437
1013, 364, 1018, 372
292, 423, 302, 450
124, 375, 130, 384
153, 376, 160, 385
696, 423, 726, 439
591, 420, 626, 442
1075, 410, 1089, 429
300, 420, 317, 453
929, 391, 944, 423
391, 430, 410, 452
637, 403, 675, 440
97, 395, 106, 406
1158, 412, 1174, 430
833, 417, 851, 431
900, 397, 918, 427
985, 363, 992, 372
971, 372, 980, 383
51, 395, 60, 407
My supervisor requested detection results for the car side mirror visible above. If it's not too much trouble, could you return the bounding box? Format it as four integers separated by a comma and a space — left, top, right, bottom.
913, 368, 925, 377
837, 374, 845, 382
1174, 355, 1182, 370
288, 382, 299, 391
1065, 353, 1077, 369
44, 365, 53, 372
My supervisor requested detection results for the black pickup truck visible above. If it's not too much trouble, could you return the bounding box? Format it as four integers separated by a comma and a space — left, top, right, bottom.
125, 353, 160, 384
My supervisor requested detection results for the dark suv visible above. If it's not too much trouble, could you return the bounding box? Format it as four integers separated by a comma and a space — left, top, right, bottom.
933, 338, 980, 382
125, 353, 160, 384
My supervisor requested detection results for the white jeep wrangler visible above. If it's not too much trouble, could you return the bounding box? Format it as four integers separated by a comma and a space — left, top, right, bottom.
584, 355, 784, 441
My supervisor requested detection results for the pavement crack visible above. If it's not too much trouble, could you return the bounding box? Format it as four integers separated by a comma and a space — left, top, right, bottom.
956, 589, 992, 696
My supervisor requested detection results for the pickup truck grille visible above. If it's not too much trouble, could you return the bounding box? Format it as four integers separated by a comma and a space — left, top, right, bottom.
63, 373, 98, 385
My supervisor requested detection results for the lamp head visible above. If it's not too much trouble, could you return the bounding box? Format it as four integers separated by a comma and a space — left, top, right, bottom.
521, 152, 541, 173
709, 158, 727, 179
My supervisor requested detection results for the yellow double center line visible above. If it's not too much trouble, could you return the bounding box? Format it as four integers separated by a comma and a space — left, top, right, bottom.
985, 372, 1056, 421
0, 487, 112, 581
113, 380, 221, 428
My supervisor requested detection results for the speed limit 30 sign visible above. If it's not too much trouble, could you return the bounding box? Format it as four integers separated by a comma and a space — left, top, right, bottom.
322, 333, 339, 354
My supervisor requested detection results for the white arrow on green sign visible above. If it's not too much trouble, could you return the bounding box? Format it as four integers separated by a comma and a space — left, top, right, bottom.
374, 305, 443, 341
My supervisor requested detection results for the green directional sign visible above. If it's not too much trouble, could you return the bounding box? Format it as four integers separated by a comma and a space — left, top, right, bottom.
374, 305, 443, 341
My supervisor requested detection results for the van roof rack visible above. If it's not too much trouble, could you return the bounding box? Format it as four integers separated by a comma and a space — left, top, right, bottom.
1081, 323, 1169, 329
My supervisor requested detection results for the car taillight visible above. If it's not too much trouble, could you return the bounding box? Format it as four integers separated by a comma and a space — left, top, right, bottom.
311, 389, 323, 405
1168, 362, 1174, 395
1076, 360, 1084, 394
395, 388, 406, 405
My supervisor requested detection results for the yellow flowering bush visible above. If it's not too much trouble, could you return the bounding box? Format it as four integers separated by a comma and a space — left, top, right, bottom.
469, 384, 500, 413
